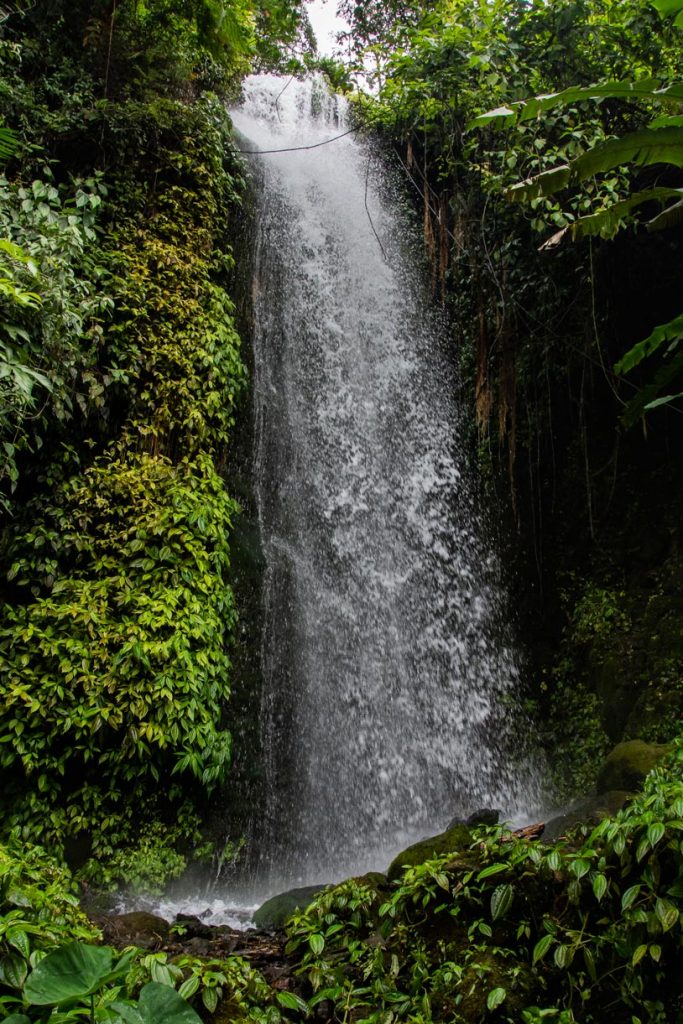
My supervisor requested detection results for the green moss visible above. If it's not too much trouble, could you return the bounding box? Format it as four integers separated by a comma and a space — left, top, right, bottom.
596, 739, 670, 792
253, 885, 329, 931
387, 825, 471, 882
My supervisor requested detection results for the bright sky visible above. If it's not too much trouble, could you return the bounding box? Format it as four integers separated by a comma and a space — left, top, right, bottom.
306, 0, 349, 56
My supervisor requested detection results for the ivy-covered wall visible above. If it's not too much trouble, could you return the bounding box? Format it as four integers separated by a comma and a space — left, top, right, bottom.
0, 22, 254, 890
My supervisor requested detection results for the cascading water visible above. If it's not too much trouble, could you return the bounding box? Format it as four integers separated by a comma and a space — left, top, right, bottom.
231, 75, 544, 895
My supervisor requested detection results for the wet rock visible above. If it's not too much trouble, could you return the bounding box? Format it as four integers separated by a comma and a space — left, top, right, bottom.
353, 871, 388, 891
174, 913, 215, 940
94, 911, 170, 949
446, 808, 501, 830
596, 739, 669, 792
543, 791, 633, 843
253, 884, 329, 931
182, 936, 212, 957
387, 824, 471, 883
466, 807, 501, 827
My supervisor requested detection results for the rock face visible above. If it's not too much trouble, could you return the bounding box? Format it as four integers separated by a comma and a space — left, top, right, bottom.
597, 740, 669, 792
94, 911, 170, 949
543, 791, 633, 843
387, 825, 471, 883
446, 808, 501, 830
252, 884, 328, 930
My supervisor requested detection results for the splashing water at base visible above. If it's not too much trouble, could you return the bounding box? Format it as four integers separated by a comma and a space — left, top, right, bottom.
221, 75, 548, 901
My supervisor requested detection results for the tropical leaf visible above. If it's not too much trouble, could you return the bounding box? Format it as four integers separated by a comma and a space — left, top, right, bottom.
23, 943, 113, 1006
646, 198, 683, 231
0, 126, 18, 162
137, 982, 203, 1024
532, 933, 554, 963
614, 312, 683, 374
507, 164, 570, 201
472, 79, 683, 129
509, 128, 683, 202
516, 80, 683, 124
651, 0, 683, 27
649, 114, 683, 129
491, 883, 514, 921
644, 390, 683, 409
573, 126, 683, 177
487, 987, 507, 1010
468, 105, 515, 129
542, 187, 683, 244
622, 350, 683, 425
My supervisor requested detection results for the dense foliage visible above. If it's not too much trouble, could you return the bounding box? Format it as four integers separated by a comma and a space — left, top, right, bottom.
0, 838, 290, 1023
352, 0, 683, 792
0, 2, 681, 1022
285, 744, 683, 1023
0, 0, 311, 887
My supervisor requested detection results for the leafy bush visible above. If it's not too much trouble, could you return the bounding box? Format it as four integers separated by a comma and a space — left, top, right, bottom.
0, 172, 112, 511
0, 841, 290, 1023
285, 743, 683, 1023
0, 448, 238, 863
0, 837, 98, 1014
0, 58, 248, 886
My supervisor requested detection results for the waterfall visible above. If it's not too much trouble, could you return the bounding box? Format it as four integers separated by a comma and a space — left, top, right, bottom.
231, 75, 544, 893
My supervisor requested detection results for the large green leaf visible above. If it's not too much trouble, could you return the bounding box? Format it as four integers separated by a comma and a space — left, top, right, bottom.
507, 165, 570, 201
622, 349, 683, 424
554, 188, 683, 242
651, 0, 683, 27
573, 127, 683, 177
137, 982, 204, 1024
509, 128, 683, 202
23, 943, 113, 1006
471, 80, 683, 129
647, 197, 683, 231
0, 126, 18, 162
614, 312, 683, 374
110, 1001, 144, 1024
517, 80, 683, 124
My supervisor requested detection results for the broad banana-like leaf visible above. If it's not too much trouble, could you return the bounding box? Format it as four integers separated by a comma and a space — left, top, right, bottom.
622, 349, 683, 424
516, 80, 683, 124
646, 197, 683, 231
509, 128, 683, 201
614, 312, 683, 375
0, 126, 18, 161
467, 105, 515, 129
471, 80, 683, 129
544, 187, 683, 243
651, 0, 683, 26
644, 390, 683, 409
506, 164, 570, 201
573, 126, 683, 176
649, 113, 683, 128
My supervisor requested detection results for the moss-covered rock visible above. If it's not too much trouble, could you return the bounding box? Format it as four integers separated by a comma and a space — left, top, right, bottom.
94, 911, 170, 949
543, 790, 633, 843
252, 884, 328, 931
597, 740, 669, 792
387, 825, 471, 882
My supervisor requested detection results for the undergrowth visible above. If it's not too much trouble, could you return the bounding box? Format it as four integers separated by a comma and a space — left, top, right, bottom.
285, 742, 683, 1023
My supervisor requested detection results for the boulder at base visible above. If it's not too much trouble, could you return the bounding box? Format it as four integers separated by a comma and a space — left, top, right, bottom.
253, 884, 328, 930
597, 740, 669, 792
94, 911, 170, 949
543, 791, 633, 843
387, 825, 471, 883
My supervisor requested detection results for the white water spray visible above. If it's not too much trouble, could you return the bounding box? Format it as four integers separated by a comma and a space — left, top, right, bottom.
231, 75, 544, 894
